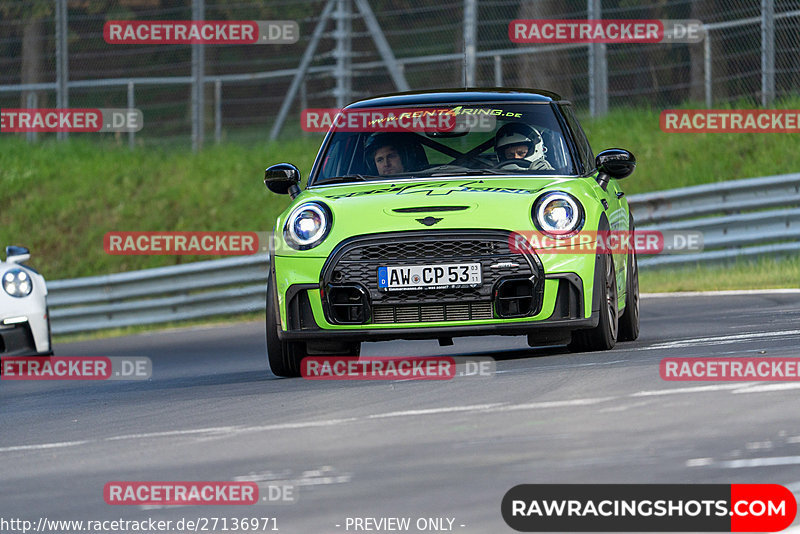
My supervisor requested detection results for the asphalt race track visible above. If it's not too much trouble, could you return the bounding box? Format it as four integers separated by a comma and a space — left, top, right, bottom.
2, 292, 800, 532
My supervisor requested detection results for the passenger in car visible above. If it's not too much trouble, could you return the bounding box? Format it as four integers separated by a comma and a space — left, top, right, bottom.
494, 122, 554, 171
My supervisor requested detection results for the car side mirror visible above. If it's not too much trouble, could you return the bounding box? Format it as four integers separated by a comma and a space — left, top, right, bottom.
595, 148, 635, 190
5, 245, 31, 264
265, 163, 301, 198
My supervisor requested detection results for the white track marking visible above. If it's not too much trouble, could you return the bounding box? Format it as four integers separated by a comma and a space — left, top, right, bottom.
495, 397, 615, 412
2, 371, 798, 454
366, 403, 505, 418
1, 379, 795, 453
104, 427, 239, 441
733, 383, 800, 394
493, 360, 631, 374
643, 289, 800, 297
746, 441, 774, 450
685, 458, 714, 467
638, 329, 800, 350
718, 456, 800, 468
0, 399, 612, 453
0, 440, 90, 453
234, 418, 359, 433
631, 383, 758, 397
598, 400, 653, 413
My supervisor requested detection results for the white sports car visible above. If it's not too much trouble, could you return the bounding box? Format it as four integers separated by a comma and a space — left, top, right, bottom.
1, 246, 52, 356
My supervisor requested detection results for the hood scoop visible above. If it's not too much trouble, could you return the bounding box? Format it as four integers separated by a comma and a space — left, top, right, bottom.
392, 206, 470, 213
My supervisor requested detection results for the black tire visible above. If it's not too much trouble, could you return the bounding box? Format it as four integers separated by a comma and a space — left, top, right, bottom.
568, 253, 618, 352
265, 279, 362, 377
266, 277, 305, 377
46, 305, 54, 356
618, 246, 640, 342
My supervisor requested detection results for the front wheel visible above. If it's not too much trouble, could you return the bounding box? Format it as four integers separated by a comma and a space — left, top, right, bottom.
266, 280, 362, 377
568, 253, 618, 352
266, 278, 305, 377
618, 247, 640, 342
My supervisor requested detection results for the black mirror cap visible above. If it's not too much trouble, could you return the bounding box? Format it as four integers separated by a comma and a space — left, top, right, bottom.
264, 163, 301, 195
5, 245, 31, 262
596, 149, 636, 179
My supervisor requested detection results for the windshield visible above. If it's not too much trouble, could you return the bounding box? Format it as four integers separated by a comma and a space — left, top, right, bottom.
309, 102, 578, 186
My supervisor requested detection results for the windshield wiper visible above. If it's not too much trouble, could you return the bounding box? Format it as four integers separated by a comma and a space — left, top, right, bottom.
426, 169, 508, 176
316, 174, 379, 184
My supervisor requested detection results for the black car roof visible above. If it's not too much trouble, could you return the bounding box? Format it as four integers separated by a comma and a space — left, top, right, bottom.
345, 88, 564, 109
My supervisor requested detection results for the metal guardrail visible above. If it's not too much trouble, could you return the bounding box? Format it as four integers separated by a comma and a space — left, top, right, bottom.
48, 255, 269, 334
631, 172, 800, 267
628, 173, 800, 224
47, 173, 800, 333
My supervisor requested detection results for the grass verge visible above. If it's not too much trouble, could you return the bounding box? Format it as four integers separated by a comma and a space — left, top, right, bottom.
640, 256, 800, 293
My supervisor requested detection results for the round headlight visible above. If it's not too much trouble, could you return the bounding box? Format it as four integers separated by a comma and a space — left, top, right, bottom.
534, 191, 584, 238
3, 268, 33, 298
284, 202, 331, 250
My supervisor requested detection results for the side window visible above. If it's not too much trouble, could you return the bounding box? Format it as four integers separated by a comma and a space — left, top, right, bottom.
319, 134, 361, 179
560, 105, 595, 175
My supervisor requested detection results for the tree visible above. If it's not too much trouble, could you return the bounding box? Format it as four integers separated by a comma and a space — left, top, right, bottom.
515, 0, 578, 95
1, 1, 52, 108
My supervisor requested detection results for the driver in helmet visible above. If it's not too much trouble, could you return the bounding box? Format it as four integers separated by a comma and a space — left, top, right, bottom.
364, 132, 425, 176
494, 123, 554, 171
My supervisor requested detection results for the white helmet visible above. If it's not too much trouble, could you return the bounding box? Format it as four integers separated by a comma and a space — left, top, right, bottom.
494, 123, 546, 164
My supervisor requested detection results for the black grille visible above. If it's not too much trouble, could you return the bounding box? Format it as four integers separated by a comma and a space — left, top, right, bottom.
321, 231, 542, 324
345, 240, 505, 261
373, 302, 493, 324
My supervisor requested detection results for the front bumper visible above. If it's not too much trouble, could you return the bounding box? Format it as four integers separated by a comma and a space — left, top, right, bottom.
278, 275, 598, 342
0, 321, 50, 356
273, 230, 600, 343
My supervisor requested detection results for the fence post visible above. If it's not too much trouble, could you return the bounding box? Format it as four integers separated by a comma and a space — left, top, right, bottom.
761, 0, 775, 107
494, 55, 502, 86
26, 92, 38, 143
55, 0, 69, 141
214, 80, 222, 144
463, 0, 477, 86
191, 0, 205, 152
300, 78, 309, 137
333, 0, 352, 108
588, 0, 608, 116
704, 32, 712, 108
127, 82, 135, 149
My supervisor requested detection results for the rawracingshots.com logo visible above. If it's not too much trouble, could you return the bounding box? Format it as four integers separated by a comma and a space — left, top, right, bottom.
501, 484, 796, 532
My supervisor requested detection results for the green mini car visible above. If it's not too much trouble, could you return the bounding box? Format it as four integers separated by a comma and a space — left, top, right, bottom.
264, 89, 639, 377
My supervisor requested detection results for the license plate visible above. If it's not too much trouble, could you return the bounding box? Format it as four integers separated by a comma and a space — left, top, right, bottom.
377, 263, 481, 291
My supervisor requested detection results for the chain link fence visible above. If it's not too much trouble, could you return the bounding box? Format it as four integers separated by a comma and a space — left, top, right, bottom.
1, 0, 798, 148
